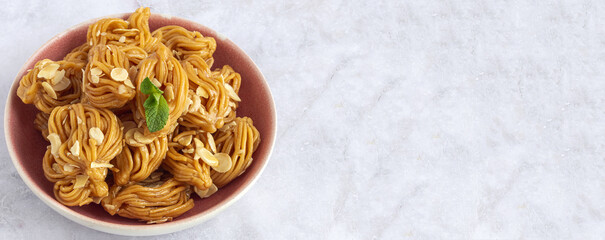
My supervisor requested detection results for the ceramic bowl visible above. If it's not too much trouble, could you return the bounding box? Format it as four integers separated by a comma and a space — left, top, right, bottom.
4, 12, 275, 236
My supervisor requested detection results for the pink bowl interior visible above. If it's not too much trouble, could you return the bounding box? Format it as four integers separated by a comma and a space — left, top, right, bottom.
5, 14, 275, 227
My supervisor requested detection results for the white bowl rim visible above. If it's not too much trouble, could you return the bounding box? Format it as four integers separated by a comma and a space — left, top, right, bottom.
4, 12, 276, 236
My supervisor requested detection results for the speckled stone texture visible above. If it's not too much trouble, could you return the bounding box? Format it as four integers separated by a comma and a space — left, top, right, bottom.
1, 0, 605, 239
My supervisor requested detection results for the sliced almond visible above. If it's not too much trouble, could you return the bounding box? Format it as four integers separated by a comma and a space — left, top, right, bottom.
206, 132, 217, 153
196, 143, 219, 167
177, 135, 193, 146
164, 84, 174, 102
118, 85, 127, 94
52, 77, 71, 91
100, 32, 107, 36
134, 130, 154, 144
212, 153, 232, 173
122, 121, 137, 132
77, 116, 83, 124
219, 121, 237, 132
128, 66, 137, 78
90, 75, 100, 84
183, 98, 193, 114
110, 68, 128, 81
63, 163, 78, 173
182, 148, 194, 154
151, 77, 161, 88
52, 163, 62, 173
205, 184, 218, 198
89, 127, 104, 146
74, 175, 88, 189
124, 128, 138, 146
92, 197, 103, 204
90, 162, 113, 168
90, 67, 103, 76
39, 59, 52, 68
96, 30, 100, 37
224, 83, 241, 102
190, 95, 201, 112
196, 86, 209, 98
51, 69, 66, 85
124, 79, 135, 89
70, 140, 80, 157
104, 204, 116, 211
119, 36, 126, 43
41, 82, 57, 99
47, 133, 61, 157
193, 186, 209, 198
37, 63, 60, 80
193, 138, 203, 160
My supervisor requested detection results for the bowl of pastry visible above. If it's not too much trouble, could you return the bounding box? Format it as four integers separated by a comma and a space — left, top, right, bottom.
4, 7, 276, 236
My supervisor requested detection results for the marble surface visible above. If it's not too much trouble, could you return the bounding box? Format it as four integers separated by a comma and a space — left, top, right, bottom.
1, 0, 605, 239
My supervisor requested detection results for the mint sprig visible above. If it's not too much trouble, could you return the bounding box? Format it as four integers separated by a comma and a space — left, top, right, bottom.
140, 77, 169, 132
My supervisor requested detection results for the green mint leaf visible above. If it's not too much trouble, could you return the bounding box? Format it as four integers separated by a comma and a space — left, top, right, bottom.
141, 77, 169, 133
145, 94, 169, 132
143, 93, 158, 109
140, 77, 163, 95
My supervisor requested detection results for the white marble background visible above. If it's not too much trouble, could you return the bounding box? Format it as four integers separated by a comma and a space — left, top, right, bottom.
1, 0, 605, 239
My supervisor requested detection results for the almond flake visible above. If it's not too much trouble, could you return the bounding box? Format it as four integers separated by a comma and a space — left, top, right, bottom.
196, 184, 218, 198
90, 75, 100, 84
193, 186, 209, 198
206, 132, 216, 153
224, 83, 241, 101
182, 148, 194, 154
124, 79, 135, 88
52, 77, 71, 91
39, 59, 52, 68
90, 67, 102, 76
90, 162, 113, 168
128, 66, 137, 78
37, 63, 60, 80
41, 82, 57, 99
89, 127, 104, 145
70, 140, 80, 157
110, 68, 128, 81
63, 163, 78, 172
122, 121, 137, 132
119, 36, 126, 43
177, 135, 192, 146
196, 141, 218, 167
164, 84, 174, 102
92, 197, 103, 204
190, 95, 201, 112
74, 175, 88, 189
118, 85, 127, 94
96, 30, 100, 37
100, 32, 107, 36
134, 130, 154, 144
212, 152, 232, 173
77, 116, 83, 124
52, 163, 62, 173
51, 69, 66, 85
47, 133, 61, 157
